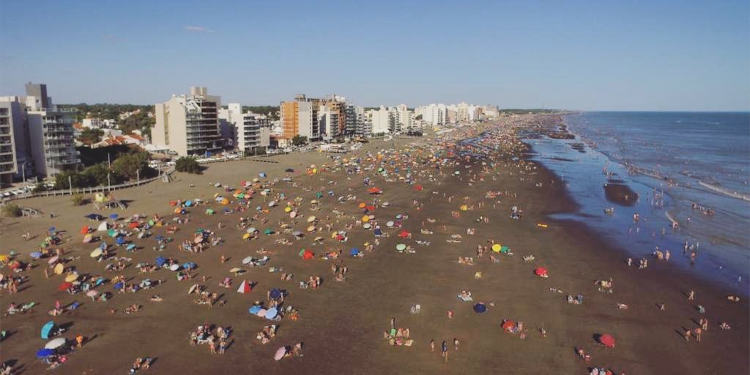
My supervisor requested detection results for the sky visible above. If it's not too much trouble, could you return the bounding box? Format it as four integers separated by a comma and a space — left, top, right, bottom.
1, 0, 749, 110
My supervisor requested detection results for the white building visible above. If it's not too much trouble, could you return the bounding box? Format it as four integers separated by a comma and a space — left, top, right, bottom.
367, 106, 393, 135
0, 83, 79, 180
219, 103, 270, 155
82, 118, 116, 129
152, 86, 224, 157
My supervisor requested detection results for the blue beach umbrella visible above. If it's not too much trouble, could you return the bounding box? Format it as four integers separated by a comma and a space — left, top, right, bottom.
249, 305, 262, 315
473, 303, 487, 313
126, 244, 136, 251
30, 252, 43, 259
109, 213, 118, 220
350, 248, 360, 256
37, 348, 55, 358
41, 321, 55, 339
116, 237, 126, 245
113, 282, 124, 290
155, 257, 167, 268
269, 288, 281, 300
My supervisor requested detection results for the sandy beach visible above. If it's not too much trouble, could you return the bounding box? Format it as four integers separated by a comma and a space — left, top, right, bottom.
0, 114, 747, 375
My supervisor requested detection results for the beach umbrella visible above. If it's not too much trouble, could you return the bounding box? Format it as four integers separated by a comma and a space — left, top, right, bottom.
128, 222, 139, 229
285, 168, 294, 173
169, 264, 180, 271
361, 215, 370, 223
48, 226, 56, 233
116, 237, 126, 245
460, 204, 468, 211
386, 221, 394, 227
249, 305, 262, 315
155, 257, 167, 267
242, 256, 254, 265
247, 227, 257, 234
292, 230, 303, 237
306, 225, 315, 232
492, 244, 502, 253
269, 288, 282, 299
363, 223, 371, 229
126, 244, 136, 251
242, 233, 251, 240
290, 211, 297, 218
109, 213, 118, 220
264, 229, 273, 235
302, 250, 314, 260
183, 262, 196, 270
30, 251, 43, 259
396, 244, 406, 252
113, 282, 124, 290
64, 274, 78, 282
85, 213, 103, 221
534, 267, 549, 277
473, 303, 487, 313
58, 282, 72, 291
265, 307, 278, 320
37, 348, 56, 358
414, 184, 423, 191
184, 200, 193, 207
41, 321, 55, 339
374, 228, 383, 236
80, 226, 90, 235
502, 320, 516, 332
256, 308, 267, 317
107, 229, 117, 238
229, 267, 243, 274
86, 290, 99, 298
45, 337, 66, 349
237, 280, 252, 294
90, 248, 102, 258
350, 248, 360, 256
284, 206, 292, 213
599, 334, 616, 348
97, 221, 108, 232
53, 263, 64, 275
398, 230, 410, 238
274, 346, 287, 361
83, 234, 93, 243
7, 260, 21, 270
307, 216, 316, 223
0, 254, 8, 264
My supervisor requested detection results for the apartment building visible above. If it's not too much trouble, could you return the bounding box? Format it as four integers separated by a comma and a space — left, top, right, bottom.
153, 87, 224, 157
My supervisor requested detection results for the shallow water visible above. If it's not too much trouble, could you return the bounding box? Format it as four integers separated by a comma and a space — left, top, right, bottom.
526, 112, 750, 294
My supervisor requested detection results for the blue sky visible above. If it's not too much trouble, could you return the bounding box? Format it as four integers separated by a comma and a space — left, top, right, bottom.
1, 0, 748, 110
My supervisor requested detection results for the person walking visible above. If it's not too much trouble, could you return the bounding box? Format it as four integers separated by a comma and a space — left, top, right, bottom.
441, 340, 448, 363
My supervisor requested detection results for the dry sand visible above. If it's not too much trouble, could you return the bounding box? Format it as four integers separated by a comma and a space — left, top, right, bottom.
0, 115, 747, 374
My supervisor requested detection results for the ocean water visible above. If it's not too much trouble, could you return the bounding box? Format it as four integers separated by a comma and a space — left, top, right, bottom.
527, 112, 750, 293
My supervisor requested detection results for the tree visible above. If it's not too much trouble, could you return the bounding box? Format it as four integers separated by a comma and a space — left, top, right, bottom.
292, 135, 308, 146
82, 163, 114, 186
79, 128, 104, 145
175, 157, 202, 174
71, 194, 86, 206
54, 170, 95, 190
111, 152, 149, 180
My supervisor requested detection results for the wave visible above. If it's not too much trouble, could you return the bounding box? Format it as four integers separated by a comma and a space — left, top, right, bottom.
698, 181, 750, 202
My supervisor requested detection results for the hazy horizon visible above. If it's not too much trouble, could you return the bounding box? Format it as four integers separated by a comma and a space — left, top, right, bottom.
1, 1, 749, 111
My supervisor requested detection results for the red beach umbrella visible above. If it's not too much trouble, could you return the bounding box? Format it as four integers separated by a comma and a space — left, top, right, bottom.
58, 282, 73, 291
534, 267, 548, 277
302, 250, 314, 260
599, 334, 616, 348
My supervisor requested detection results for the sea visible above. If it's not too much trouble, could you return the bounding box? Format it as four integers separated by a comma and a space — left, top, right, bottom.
526, 112, 750, 294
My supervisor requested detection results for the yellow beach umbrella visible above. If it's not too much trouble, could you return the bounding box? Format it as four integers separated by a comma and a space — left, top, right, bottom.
284, 206, 292, 213
361, 215, 370, 223
53, 263, 64, 275
242, 233, 250, 240
65, 273, 78, 283
460, 204, 468, 211
492, 244, 502, 253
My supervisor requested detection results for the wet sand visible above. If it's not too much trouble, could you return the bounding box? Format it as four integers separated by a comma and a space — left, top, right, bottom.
0, 115, 747, 374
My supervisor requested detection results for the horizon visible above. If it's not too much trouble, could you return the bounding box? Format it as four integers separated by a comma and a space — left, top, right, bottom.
1, 1, 749, 111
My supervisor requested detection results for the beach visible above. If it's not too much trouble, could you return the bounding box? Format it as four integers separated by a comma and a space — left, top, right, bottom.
0, 114, 747, 374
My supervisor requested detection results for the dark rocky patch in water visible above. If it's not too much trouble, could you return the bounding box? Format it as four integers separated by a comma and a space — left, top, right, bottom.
604, 183, 638, 206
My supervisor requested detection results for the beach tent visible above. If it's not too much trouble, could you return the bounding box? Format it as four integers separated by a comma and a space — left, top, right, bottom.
41, 321, 55, 339
237, 280, 252, 294
534, 267, 549, 278
599, 334, 616, 348
473, 303, 487, 313
37, 348, 55, 358
45, 337, 66, 349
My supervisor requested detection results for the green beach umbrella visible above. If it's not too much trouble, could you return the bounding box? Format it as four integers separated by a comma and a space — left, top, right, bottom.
396, 244, 406, 252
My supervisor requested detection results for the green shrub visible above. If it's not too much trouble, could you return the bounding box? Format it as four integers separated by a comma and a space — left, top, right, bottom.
1, 204, 22, 217
175, 157, 202, 174
71, 194, 85, 206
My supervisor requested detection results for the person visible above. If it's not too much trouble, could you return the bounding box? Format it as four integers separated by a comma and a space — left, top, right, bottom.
441, 340, 448, 363
76, 335, 84, 348
430, 339, 435, 352
683, 329, 691, 342
688, 289, 695, 301
453, 338, 459, 351
694, 327, 702, 342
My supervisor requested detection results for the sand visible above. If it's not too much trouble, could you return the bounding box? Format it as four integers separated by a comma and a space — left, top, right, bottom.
0, 115, 747, 375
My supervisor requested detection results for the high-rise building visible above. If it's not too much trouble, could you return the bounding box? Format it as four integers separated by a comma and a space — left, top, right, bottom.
219, 103, 270, 155
280, 95, 319, 141
368, 106, 394, 135
152, 87, 224, 157
0, 83, 79, 181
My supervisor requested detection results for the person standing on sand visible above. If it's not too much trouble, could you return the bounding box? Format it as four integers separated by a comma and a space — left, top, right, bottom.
390, 317, 395, 331
441, 340, 448, 363
430, 339, 435, 352
683, 329, 691, 342
453, 338, 459, 351
688, 290, 695, 301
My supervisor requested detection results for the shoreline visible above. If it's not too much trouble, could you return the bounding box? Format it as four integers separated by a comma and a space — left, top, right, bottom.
0, 116, 747, 374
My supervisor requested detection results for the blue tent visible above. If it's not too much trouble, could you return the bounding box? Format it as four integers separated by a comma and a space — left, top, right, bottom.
473, 303, 487, 313
37, 348, 55, 358
269, 288, 281, 299
41, 321, 55, 339
155, 257, 167, 267
350, 248, 360, 256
